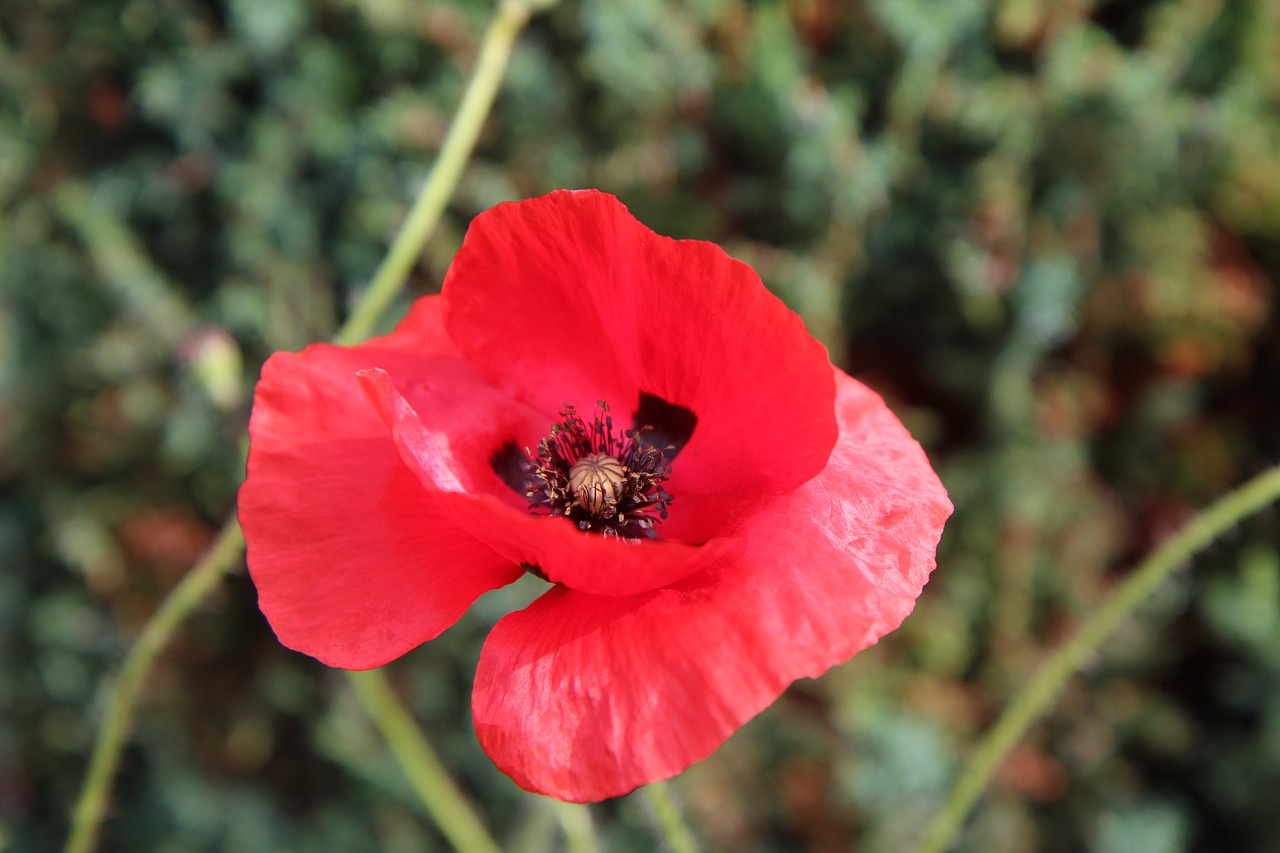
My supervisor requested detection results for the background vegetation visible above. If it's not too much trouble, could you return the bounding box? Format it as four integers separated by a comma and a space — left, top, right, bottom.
3, 0, 1279, 850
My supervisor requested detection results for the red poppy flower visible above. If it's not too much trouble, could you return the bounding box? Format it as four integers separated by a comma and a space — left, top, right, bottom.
240, 189, 951, 802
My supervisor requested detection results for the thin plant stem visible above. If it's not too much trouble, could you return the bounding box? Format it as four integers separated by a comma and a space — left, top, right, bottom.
645, 780, 701, 853
548, 800, 600, 853
65, 519, 245, 853
347, 669, 501, 853
914, 463, 1280, 853
333, 0, 545, 346
65, 2, 556, 849
53, 182, 197, 348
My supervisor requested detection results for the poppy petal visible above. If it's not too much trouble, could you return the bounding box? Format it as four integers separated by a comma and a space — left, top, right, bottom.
470, 369, 951, 801
240, 298, 524, 669
357, 368, 735, 597
442, 189, 838, 502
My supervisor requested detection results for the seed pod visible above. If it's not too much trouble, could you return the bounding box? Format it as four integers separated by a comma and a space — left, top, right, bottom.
569, 453, 626, 515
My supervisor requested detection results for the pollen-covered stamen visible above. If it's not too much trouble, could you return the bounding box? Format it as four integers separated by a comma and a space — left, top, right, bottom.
526, 401, 673, 539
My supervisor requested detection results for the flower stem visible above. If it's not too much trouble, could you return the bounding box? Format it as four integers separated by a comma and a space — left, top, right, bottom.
64, 518, 245, 853
333, 0, 546, 346
65, 2, 556, 849
913, 463, 1280, 853
548, 800, 600, 853
645, 780, 701, 853
346, 669, 501, 853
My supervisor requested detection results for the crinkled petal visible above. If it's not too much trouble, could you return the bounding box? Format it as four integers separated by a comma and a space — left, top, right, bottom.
358, 368, 734, 597
471, 369, 951, 801
441, 189, 838, 500
240, 297, 523, 669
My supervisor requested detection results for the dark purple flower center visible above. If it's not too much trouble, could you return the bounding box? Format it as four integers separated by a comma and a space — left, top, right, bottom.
525, 402, 673, 539
489, 393, 697, 542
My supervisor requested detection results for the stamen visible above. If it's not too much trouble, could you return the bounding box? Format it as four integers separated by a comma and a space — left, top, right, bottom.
525, 401, 673, 539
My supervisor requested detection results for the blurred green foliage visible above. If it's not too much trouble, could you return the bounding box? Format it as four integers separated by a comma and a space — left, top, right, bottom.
3, 0, 1280, 850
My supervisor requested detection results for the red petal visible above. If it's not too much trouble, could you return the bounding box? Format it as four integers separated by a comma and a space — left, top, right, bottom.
357, 368, 734, 596
240, 297, 523, 669
471, 369, 951, 801
442, 189, 838, 501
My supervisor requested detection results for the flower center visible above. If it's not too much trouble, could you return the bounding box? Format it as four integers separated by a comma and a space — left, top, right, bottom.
526, 401, 673, 539
568, 453, 626, 514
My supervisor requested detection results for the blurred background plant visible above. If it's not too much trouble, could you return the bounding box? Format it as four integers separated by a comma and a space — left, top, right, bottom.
3, 0, 1280, 850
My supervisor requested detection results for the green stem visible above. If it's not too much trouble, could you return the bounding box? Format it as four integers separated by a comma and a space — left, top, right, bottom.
65, 2, 556, 849
645, 781, 700, 853
333, 0, 540, 346
548, 800, 600, 853
347, 669, 501, 853
65, 519, 245, 853
914, 463, 1280, 853
53, 181, 197, 348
